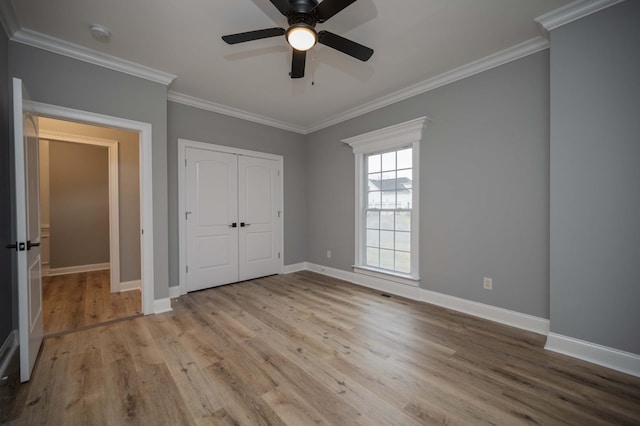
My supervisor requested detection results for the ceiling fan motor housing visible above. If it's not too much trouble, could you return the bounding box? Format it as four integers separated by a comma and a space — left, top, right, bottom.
289, 0, 319, 14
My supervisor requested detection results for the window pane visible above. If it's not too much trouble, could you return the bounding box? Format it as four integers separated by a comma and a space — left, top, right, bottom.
396, 212, 410, 231
397, 169, 412, 209
368, 154, 381, 173
397, 148, 412, 170
366, 211, 380, 229
395, 251, 411, 273
395, 231, 410, 251
380, 230, 394, 249
380, 212, 394, 230
368, 173, 381, 191
366, 229, 379, 247
368, 191, 381, 209
381, 151, 395, 171
366, 247, 379, 267
380, 249, 394, 270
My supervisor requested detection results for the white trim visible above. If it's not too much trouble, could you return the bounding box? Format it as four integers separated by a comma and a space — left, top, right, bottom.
153, 298, 173, 314
419, 289, 550, 335
119, 280, 141, 292
535, 0, 624, 31
169, 286, 181, 299
168, 92, 306, 135
342, 116, 430, 155
545, 333, 640, 378
344, 117, 427, 282
0, 330, 18, 380
305, 263, 549, 335
177, 139, 285, 296
0, 0, 20, 37
28, 101, 155, 315
306, 37, 549, 134
11, 29, 176, 85
39, 130, 121, 293
47, 262, 110, 276
284, 262, 309, 274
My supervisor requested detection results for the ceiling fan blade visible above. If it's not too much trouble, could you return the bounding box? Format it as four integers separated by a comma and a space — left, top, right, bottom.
318, 30, 373, 61
314, 0, 357, 22
269, 0, 294, 15
290, 49, 306, 79
222, 27, 285, 45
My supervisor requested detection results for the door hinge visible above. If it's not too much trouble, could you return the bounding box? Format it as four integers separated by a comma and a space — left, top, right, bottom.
185, 158, 187, 167
277, 170, 280, 177
186, 265, 189, 273
277, 210, 281, 218
141, 229, 144, 235
277, 252, 281, 259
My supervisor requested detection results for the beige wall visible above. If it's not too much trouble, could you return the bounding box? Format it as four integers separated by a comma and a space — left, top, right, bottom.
48, 141, 110, 267
40, 117, 141, 282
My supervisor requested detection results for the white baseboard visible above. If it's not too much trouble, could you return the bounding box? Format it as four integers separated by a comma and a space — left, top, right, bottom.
47, 262, 110, 276
545, 333, 640, 378
169, 286, 182, 299
119, 280, 141, 292
419, 289, 550, 335
283, 262, 309, 274
0, 330, 18, 379
305, 262, 548, 335
153, 298, 172, 314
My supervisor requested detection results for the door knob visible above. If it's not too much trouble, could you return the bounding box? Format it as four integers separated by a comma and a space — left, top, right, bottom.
26, 240, 40, 250
229, 222, 238, 228
240, 222, 251, 227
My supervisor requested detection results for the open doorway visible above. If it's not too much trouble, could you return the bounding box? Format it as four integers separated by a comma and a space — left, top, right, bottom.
38, 117, 142, 336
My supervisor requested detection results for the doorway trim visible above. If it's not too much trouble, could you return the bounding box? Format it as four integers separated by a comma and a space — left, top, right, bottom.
28, 101, 155, 315
39, 130, 121, 293
177, 138, 284, 296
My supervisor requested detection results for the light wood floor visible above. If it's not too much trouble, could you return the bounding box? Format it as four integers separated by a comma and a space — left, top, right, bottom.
8, 271, 640, 425
42, 270, 141, 336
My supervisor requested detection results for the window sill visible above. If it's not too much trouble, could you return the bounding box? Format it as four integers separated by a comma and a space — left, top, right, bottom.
352, 266, 420, 287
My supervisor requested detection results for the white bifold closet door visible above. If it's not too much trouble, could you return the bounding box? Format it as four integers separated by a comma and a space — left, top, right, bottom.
186, 147, 281, 292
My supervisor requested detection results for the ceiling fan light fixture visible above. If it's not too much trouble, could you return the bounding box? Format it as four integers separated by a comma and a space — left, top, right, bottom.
286, 24, 317, 51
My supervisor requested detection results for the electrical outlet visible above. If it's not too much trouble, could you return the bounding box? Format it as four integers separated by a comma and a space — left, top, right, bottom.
483, 277, 493, 290
326, 250, 332, 259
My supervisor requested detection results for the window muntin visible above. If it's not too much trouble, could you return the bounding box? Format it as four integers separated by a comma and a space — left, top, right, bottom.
364, 147, 412, 274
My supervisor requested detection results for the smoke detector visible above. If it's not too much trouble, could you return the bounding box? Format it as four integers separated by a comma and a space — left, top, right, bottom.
89, 24, 111, 41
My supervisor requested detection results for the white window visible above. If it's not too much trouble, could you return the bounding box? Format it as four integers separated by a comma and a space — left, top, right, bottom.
343, 117, 428, 285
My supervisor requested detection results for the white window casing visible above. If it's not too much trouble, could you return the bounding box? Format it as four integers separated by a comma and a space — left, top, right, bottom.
343, 116, 430, 285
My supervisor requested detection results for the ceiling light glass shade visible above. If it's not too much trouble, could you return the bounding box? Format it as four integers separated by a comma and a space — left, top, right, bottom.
286, 24, 317, 51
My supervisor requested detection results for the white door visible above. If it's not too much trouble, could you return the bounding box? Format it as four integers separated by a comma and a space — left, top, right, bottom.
238, 155, 281, 281
12, 78, 44, 382
186, 148, 238, 291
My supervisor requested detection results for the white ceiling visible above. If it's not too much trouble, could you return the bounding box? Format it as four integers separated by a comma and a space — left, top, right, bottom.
11, 0, 570, 132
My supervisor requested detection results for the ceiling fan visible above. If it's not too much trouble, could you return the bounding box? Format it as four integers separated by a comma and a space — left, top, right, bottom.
221, 0, 374, 79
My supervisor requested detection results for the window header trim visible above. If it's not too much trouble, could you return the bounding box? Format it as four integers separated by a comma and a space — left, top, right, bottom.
342, 116, 430, 155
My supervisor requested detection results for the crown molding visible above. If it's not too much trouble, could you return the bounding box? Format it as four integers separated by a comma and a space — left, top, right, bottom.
0, 0, 20, 37
11, 28, 176, 85
305, 36, 549, 134
167, 91, 307, 134
343, 116, 429, 154
535, 0, 625, 31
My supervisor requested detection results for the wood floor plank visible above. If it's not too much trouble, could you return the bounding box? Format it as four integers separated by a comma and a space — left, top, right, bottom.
42, 270, 141, 336
9, 272, 640, 425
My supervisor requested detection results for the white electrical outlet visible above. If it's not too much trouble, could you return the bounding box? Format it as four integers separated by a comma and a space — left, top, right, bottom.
327, 250, 332, 259
483, 277, 493, 290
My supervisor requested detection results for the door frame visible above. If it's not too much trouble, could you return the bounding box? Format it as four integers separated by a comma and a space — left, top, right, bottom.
29, 101, 155, 314
39, 130, 122, 293
177, 138, 284, 296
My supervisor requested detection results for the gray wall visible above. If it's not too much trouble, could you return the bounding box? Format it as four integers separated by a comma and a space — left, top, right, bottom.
9, 42, 170, 298
549, 1, 640, 354
40, 118, 141, 282
167, 101, 307, 287
307, 51, 550, 318
0, 21, 14, 353
49, 141, 109, 267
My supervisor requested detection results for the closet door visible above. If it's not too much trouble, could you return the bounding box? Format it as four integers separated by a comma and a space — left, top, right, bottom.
186, 148, 238, 291
238, 155, 281, 281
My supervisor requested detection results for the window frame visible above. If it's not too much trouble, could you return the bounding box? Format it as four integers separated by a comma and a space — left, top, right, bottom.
343, 116, 429, 286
